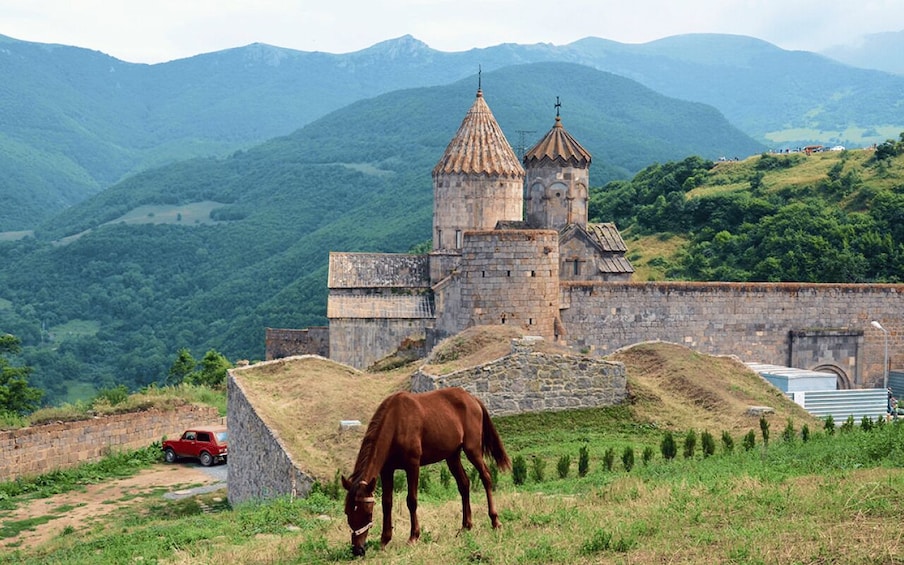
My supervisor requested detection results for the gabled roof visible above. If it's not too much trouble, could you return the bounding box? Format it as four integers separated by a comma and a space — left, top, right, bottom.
523, 115, 591, 168
432, 89, 524, 178
560, 223, 635, 274
585, 223, 628, 253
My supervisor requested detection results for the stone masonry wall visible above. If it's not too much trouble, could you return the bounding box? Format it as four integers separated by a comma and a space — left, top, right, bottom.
265, 327, 329, 360
411, 337, 627, 416
0, 404, 221, 481
561, 282, 903, 387
227, 369, 314, 505
458, 230, 560, 340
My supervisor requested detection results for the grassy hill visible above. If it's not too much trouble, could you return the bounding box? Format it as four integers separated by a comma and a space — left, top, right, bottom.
10, 337, 903, 564
233, 330, 817, 483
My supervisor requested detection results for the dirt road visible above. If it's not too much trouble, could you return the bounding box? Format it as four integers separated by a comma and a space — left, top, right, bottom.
1, 463, 225, 548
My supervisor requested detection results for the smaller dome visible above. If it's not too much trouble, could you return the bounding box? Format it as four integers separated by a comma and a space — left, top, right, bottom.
523, 115, 591, 168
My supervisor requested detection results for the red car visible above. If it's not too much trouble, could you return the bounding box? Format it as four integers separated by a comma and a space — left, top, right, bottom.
162, 426, 228, 466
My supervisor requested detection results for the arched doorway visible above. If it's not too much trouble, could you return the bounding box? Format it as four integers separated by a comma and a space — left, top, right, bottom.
813, 364, 852, 389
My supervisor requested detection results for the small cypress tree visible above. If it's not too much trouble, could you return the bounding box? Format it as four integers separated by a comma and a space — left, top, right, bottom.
701, 430, 716, 457
440, 465, 452, 490
840, 415, 855, 433
557, 454, 571, 479
512, 455, 527, 486
801, 423, 810, 442
860, 415, 873, 431
622, 446, 635, 472
578, 444, 590, 477
683, 429, 697, 459
759, 415, 770, 446
603, 447, 616, 471
824, 414, 835, 435
530, 456, 546, 483
781, 418, 795, 443
642, 445, 654, 466
660, 432, 677, 461
742, 429, 756, 451
721, 430, 734, 453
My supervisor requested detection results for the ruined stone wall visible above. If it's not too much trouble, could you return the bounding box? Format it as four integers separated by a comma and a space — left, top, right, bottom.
561, 281, 903, 387
411, 337, 627, 416
227, 370, 314, 505
0, 405, 221, 481
457, 230, 560, 340
265, 327, 329, 360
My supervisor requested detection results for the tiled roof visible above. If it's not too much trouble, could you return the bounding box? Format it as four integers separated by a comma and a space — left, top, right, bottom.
432, 90, 524, 178
328, 252, 430, 289
586, 223, 628, 253
328, 294, 436, 319
523, 116, 591, 167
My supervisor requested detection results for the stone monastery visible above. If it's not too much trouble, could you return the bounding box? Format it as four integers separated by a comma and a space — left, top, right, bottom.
268, 87, 902, 390
326, 87, 633, 370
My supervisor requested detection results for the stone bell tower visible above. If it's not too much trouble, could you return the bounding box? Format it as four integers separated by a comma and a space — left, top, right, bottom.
523, 98, 592, 231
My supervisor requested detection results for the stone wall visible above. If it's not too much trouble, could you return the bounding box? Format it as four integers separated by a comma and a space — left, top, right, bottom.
265, 327, 329, 360
227, 369, 314, 505
329, 317, 431, 371
0, 405, 221, 481
561, 281, 902, 387
411, 337, 627, 416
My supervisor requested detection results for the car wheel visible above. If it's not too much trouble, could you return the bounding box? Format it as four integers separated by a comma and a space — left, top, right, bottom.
200, 451, 213, 467
164, 448, 177, 463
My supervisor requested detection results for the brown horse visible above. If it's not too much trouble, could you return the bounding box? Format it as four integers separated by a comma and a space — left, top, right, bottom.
341, 387, 511, 557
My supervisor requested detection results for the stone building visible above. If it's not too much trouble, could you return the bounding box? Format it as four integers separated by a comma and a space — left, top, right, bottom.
314, 87, 633, 370
267, 87, 901, 388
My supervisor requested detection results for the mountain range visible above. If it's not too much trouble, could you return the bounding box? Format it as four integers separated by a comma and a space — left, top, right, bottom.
2, 32, 904, 229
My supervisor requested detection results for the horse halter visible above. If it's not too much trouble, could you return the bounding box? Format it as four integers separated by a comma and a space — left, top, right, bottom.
350, 480, 375, 536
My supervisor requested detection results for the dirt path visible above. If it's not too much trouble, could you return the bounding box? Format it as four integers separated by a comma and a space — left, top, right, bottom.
1, 464, 224, 549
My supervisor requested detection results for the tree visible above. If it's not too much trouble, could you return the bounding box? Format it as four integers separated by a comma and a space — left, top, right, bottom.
185, 349, 232, 388
167, 348, 197, 386
0, 334, 43, 415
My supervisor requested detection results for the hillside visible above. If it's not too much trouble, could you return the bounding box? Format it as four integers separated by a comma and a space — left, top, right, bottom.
3, 32, 904, 228
233, 330, 817, 483
596, 145, 904, 282
0, 62, 763, 402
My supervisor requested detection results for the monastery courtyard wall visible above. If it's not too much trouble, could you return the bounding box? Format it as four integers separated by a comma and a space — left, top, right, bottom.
561, 281, 902, 387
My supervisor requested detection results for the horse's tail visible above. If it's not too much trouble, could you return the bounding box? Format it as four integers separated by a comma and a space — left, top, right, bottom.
481, 402, 511, 472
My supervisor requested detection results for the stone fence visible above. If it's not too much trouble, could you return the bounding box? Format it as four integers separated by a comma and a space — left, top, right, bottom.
411, 337, 627, 416
0, 404, 222, 481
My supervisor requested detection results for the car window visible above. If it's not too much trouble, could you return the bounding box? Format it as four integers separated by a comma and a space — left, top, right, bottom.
197, 432, 210, 442
184, 431, 196, 441
216, 431, 228, 443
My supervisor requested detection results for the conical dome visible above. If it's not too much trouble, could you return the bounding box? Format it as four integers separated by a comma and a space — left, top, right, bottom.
433, 90, 524, 177
523, 115, 591, 168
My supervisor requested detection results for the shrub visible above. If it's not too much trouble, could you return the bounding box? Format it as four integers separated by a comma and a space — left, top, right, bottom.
840, 415, 856, 434
801, 423, 810, 442
824, 415, 835, 435
603, 447, 616, 471
860, 415, 873, 432
440, 465, 452, 490
759, 415, 770, 446
642, 446, 654, 466
512, 455, 527, 486
660, 432, 677, 460
489, 460, 499, 489
683, 429, 697, 459
578, 444, 590, 477
742, 430, 756, 451
530, 456, 546, 483
701, 431, 715, 457
622, 446, 635, 472
781, 419, 795, 443
721, 430, 734, 453
875, 416, 886, 430
419, 468, 431, 493
557, 454, 571, 479
581, 529, 613, 555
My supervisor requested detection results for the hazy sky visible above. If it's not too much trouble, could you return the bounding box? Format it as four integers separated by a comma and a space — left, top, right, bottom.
2, 0, 901, 64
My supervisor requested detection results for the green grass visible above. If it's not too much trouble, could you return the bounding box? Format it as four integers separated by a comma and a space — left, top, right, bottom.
3, 413, 904, 563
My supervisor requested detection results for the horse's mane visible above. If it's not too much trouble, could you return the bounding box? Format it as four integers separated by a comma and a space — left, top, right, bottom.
351, 394, 392, 481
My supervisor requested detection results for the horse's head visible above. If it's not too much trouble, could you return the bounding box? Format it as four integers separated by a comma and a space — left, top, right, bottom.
342, 475, 376, 557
